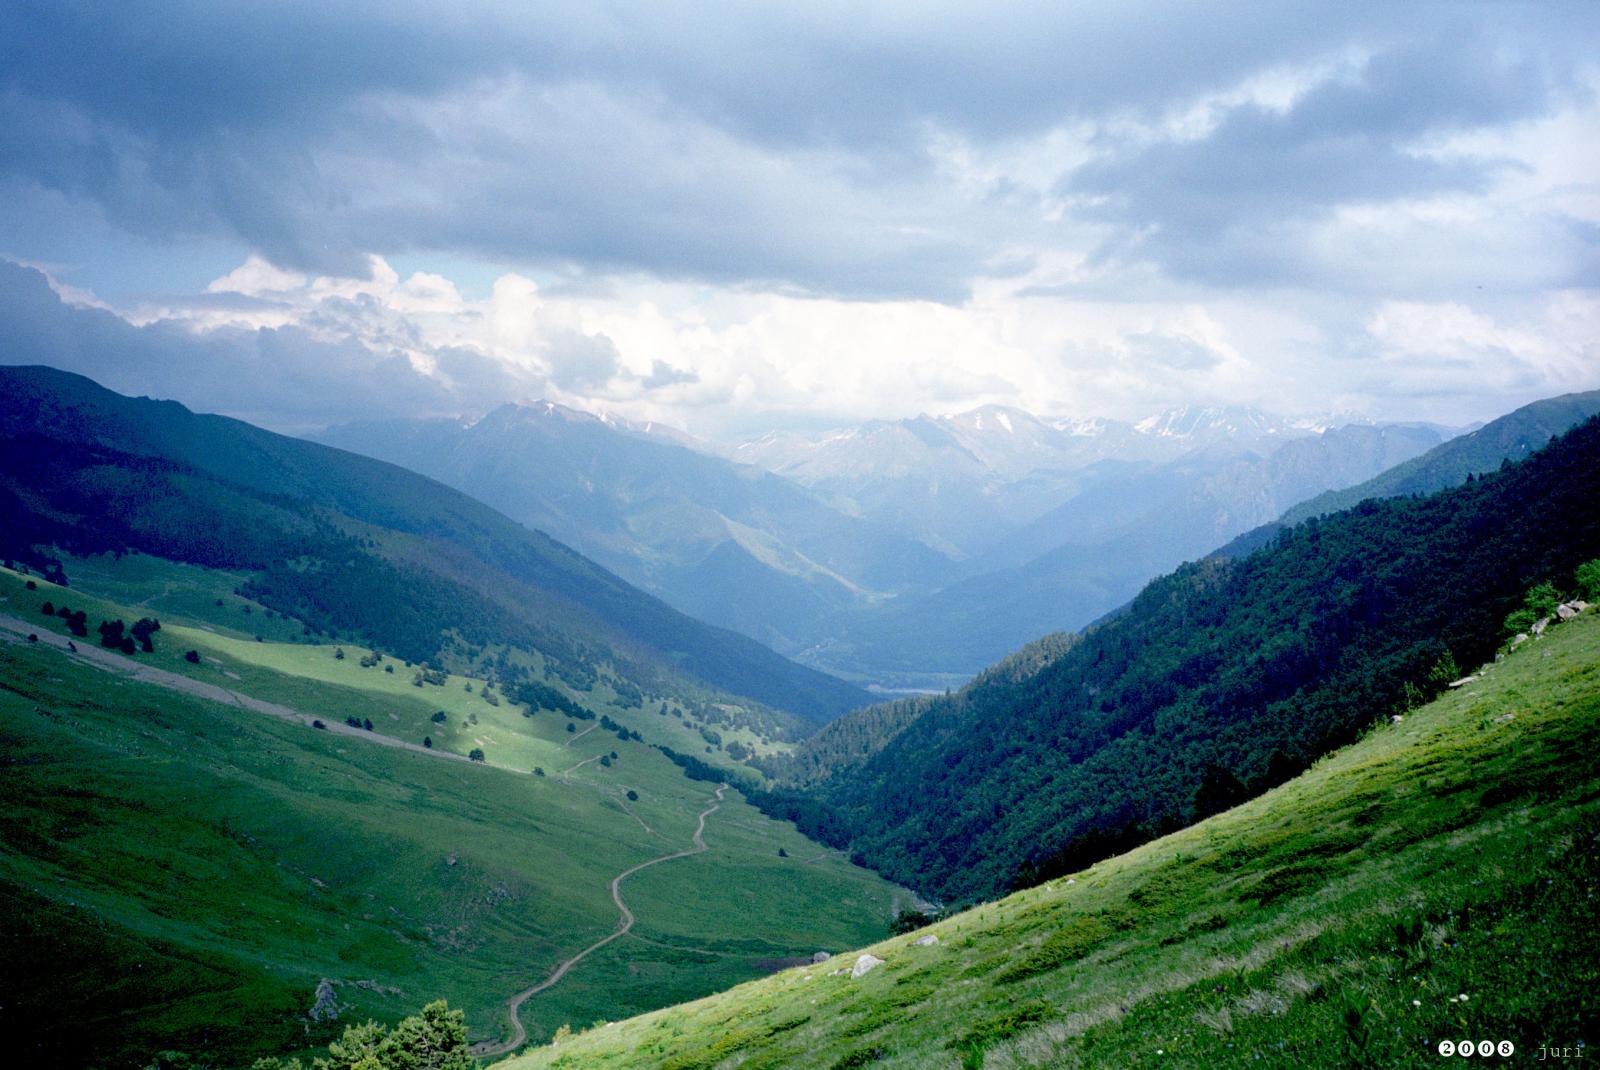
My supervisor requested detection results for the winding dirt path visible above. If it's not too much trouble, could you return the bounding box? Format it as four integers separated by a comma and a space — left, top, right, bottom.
469, 784, 727, 1059
3, 612, 735, 1056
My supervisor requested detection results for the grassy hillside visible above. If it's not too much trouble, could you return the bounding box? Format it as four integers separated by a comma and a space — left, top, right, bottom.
758, 416, 1600, 903
0, 564, 909, 1070
0, 364, 867, 725
497, 605, 1600, 1070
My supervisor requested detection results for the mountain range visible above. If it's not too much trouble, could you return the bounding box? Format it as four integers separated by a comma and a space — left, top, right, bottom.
323, 402, 1461, 690
314, 404, 953, 654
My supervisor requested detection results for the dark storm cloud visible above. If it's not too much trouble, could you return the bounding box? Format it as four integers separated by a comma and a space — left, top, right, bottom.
1, 2, 1595, 298
0, 261, 535, 431
1061, 26, 1594, 286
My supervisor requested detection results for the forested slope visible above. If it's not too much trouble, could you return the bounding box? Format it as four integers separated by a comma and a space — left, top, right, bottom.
0, 365, 867, 724
759, 416, 1600, 902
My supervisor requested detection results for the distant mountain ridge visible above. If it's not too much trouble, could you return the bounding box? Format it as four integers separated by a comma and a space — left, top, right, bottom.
775, 420, 1448, 683
1280, 389, 1600, 524
726, 403, 1332, 557
0, 365, 868, 724
320, 397, 1464, 689
315, 401, 956, 652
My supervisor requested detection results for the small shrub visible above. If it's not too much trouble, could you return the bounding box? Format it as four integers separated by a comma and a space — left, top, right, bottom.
1524, 581, 1562, 617
949, 1000, 1052, 1068
832, 1046, 886, 1068
1503, 607, 1537, 638
996, 915, 1113, 983
1576, 558, 1600, 600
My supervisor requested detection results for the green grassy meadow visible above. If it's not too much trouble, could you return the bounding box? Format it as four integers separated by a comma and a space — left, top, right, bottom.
3, 555, 782, 777
499, 609, 1600, 1069
0, 560, 909, 1069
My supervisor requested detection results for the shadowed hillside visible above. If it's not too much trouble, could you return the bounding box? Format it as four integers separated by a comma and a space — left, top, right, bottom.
0, 365, 867, 725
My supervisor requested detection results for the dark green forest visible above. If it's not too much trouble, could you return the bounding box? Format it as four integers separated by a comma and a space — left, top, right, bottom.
756, 416, 1600, 903
0, 365, 866, 726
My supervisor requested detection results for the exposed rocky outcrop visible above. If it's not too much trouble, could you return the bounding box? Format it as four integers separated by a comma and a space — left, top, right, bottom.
851, 954, 885, 978
308, 979, 339, 1022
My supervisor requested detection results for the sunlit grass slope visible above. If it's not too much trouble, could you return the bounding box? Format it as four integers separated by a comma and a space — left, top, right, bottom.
4, 554, 780, 775
500, 611, 1600, 1069
0, 566, 909, 1070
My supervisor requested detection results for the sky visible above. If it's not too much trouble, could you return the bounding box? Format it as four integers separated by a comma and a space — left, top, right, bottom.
2, 1, 1597, 439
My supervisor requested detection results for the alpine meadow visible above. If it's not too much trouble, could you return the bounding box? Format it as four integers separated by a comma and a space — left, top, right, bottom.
2, 5, 1598, 1070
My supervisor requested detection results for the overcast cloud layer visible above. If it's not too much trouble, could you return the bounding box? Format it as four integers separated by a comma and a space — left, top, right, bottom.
2, 2, 1597, 436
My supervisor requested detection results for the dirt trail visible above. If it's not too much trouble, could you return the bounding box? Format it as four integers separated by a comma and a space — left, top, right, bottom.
559, 753, 602, 777
469, 785, 727, 1059
4, 612, 730, 1055
565, 722, 598, 746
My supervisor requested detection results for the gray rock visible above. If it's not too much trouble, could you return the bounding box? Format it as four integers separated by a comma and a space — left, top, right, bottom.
1557, 604, 1578, 621
811, 951, 832, 964
851, 954, 885, 979
308, 978, 339, 1022
1510, 633, 1528, 648
913, 934, 939, 947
